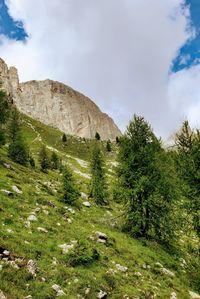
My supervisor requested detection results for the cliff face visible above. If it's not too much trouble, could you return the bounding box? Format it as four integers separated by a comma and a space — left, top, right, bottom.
0, 58, 121, 140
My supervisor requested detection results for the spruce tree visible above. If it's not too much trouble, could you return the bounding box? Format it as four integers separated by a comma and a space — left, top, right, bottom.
117, 115, 180, 246
61, 166, 80, 204
39, 145, 49, 172
50, 151, 59, 170
62, 133, 67, 143
90, 145, 108, 205
95, 132, 101, 141
176, 121, 200, 239
106, 140, 112, 152
0, 90, 9, 146
8, 109, 29, 165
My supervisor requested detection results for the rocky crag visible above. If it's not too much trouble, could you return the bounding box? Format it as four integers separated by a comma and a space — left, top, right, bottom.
0, 58, 121, 140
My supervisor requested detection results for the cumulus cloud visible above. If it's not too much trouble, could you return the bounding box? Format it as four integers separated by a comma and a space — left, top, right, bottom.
0, 0, 197, 138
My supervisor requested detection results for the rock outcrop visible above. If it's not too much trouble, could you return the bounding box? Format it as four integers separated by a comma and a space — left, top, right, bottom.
0, 58, 121, 140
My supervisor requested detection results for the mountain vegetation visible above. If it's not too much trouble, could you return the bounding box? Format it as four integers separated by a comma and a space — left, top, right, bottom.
0, 92, 199, 299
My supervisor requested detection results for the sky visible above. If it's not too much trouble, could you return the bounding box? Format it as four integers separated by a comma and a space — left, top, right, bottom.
0, 0, 200, 139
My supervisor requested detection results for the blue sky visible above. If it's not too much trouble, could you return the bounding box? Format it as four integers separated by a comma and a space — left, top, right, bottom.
0, 0, 27, 40
0, 0, 199, 72
0, 0, 200, 138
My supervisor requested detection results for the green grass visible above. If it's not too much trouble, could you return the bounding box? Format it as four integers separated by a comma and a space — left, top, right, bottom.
0, 113, 199, 299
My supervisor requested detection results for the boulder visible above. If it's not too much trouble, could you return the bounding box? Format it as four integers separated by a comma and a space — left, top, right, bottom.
189, 291, 200, 299
115, 264, 128, 272
27, 215, 37, 222
97, 290, 107, 298
27, 260, 37, 276
37, 227, 48, 233
82, 201, 91, 207
52, 284, 66, 297
12, 186, 22, 194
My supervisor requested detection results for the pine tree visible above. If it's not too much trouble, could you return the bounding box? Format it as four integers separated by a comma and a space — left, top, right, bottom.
90, 145, 108, 205
8, 109, 29, 165
50, 151, 59, 169
61, 166, 80, 204
95, 132, 101, 141
106, 140, 112, 152
0, 90, 9, 146
62, 133, 67, 143
117, 115, 180, 246
176, 121, 200, 239
39, 145, 49, 172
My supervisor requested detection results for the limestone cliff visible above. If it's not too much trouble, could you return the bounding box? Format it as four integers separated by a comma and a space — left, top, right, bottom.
0, 58, 121, 140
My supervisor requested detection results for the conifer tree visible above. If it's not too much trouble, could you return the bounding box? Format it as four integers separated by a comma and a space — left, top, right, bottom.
106, 140, 112, 152
61, 165, 80, 204
90, 145, 108, 205
95, 132, 101, 141
8, 109, 29, 165
50, 151, 59, 170
39, 145, 49, 172
117, 115, 180, 246
62, 133, 67, 143
0, 90, 9, 146
176, 121, 200, 239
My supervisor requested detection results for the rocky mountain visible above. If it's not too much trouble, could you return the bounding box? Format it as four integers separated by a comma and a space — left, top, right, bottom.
0, 58, 121, 140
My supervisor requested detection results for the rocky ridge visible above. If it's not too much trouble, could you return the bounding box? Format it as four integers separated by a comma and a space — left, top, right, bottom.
0, 58, 121, 140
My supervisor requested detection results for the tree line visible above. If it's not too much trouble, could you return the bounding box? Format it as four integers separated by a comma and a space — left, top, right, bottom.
0, 90, 199, 250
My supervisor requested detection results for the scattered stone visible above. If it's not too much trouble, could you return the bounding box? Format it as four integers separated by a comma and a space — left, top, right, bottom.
171, 292, 177, 299
3, 162, 12, 169
189, 291, 200, 299
155, 262, 163, 268
34, 207, 41, 213
0, 265, 3, 271
82, 201, 91, 207
160, 268, 175, 278
57, 223, 61, 226
115, 263, 128, 272
180, 258, 187, 268
92, 231, 108, 244
24, 296, 32, 299
74, 278, 79, 283
85, 288, 91, 295
27, 215, 37, 222
1, 189, 13, 197
65, 207, 75, 214
97, 290, 107, 298
24, 221, 31, 228
0, 290, 7, 299
142, 263, 151, 269
3, 250, 10, 256
52, 257, 58, 266
12, 185, 22, 194
67, 218, 72, 224
6, 228, 13, 234
52, 284, 66, 297
27, 260, 36, 276
81, 192, 88, 200
41, 277, 46, 282
58, 241, 77, 254
37, 227, 48, 233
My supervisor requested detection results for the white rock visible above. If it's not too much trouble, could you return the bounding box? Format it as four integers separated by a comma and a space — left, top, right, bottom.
52, 257, 58, 266
52, 284, 66, 297
0, 290, 7, 299
27, 260, 36, 276
25, 296, 32, 299
27, 215, 37, 222
161, 267, 175, 278
97, 290, 107, 298
34, 207, 41, 213
43, 209, 49, 215
171, 292, 177, 299
12, 186, 22, 194
37, 227, 48, 233
58, 241, 77, 254
6, 229, 13, 234
95, 231, 108, 240
189, 291, 200, 299
82, 201, 91, 207
0, 265, 3, 271
115, 264, 128, 272
3, 250, 10, 256
81, 192, 88, 200
1, 189, 13, 196
24, 221, 31, 228
155, 262, 163, 268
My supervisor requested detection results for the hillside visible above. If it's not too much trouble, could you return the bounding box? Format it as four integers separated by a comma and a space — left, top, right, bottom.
0, 113, 199, 299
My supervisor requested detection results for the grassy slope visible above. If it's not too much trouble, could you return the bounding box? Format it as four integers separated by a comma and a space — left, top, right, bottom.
0, 114, 198, 299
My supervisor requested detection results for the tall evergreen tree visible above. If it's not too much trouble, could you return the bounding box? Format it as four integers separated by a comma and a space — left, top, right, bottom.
0, 90, 9, 146
176, 121, 200, 239
39, 145, 50, 172
61, 165, 80, 204
90, 145, 108, 205
117, 115, 180, 246
50, 151, 59, 170
8, 109, 29, 165
95, 132, 101, 141
62, 133, 67, 143
106, 140, 112, 152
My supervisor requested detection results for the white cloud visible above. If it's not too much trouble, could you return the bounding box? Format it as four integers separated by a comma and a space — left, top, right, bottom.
0, 0, 196, 138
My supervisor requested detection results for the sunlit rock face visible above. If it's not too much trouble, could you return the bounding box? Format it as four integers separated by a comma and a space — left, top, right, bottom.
0, 58, 121, 140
